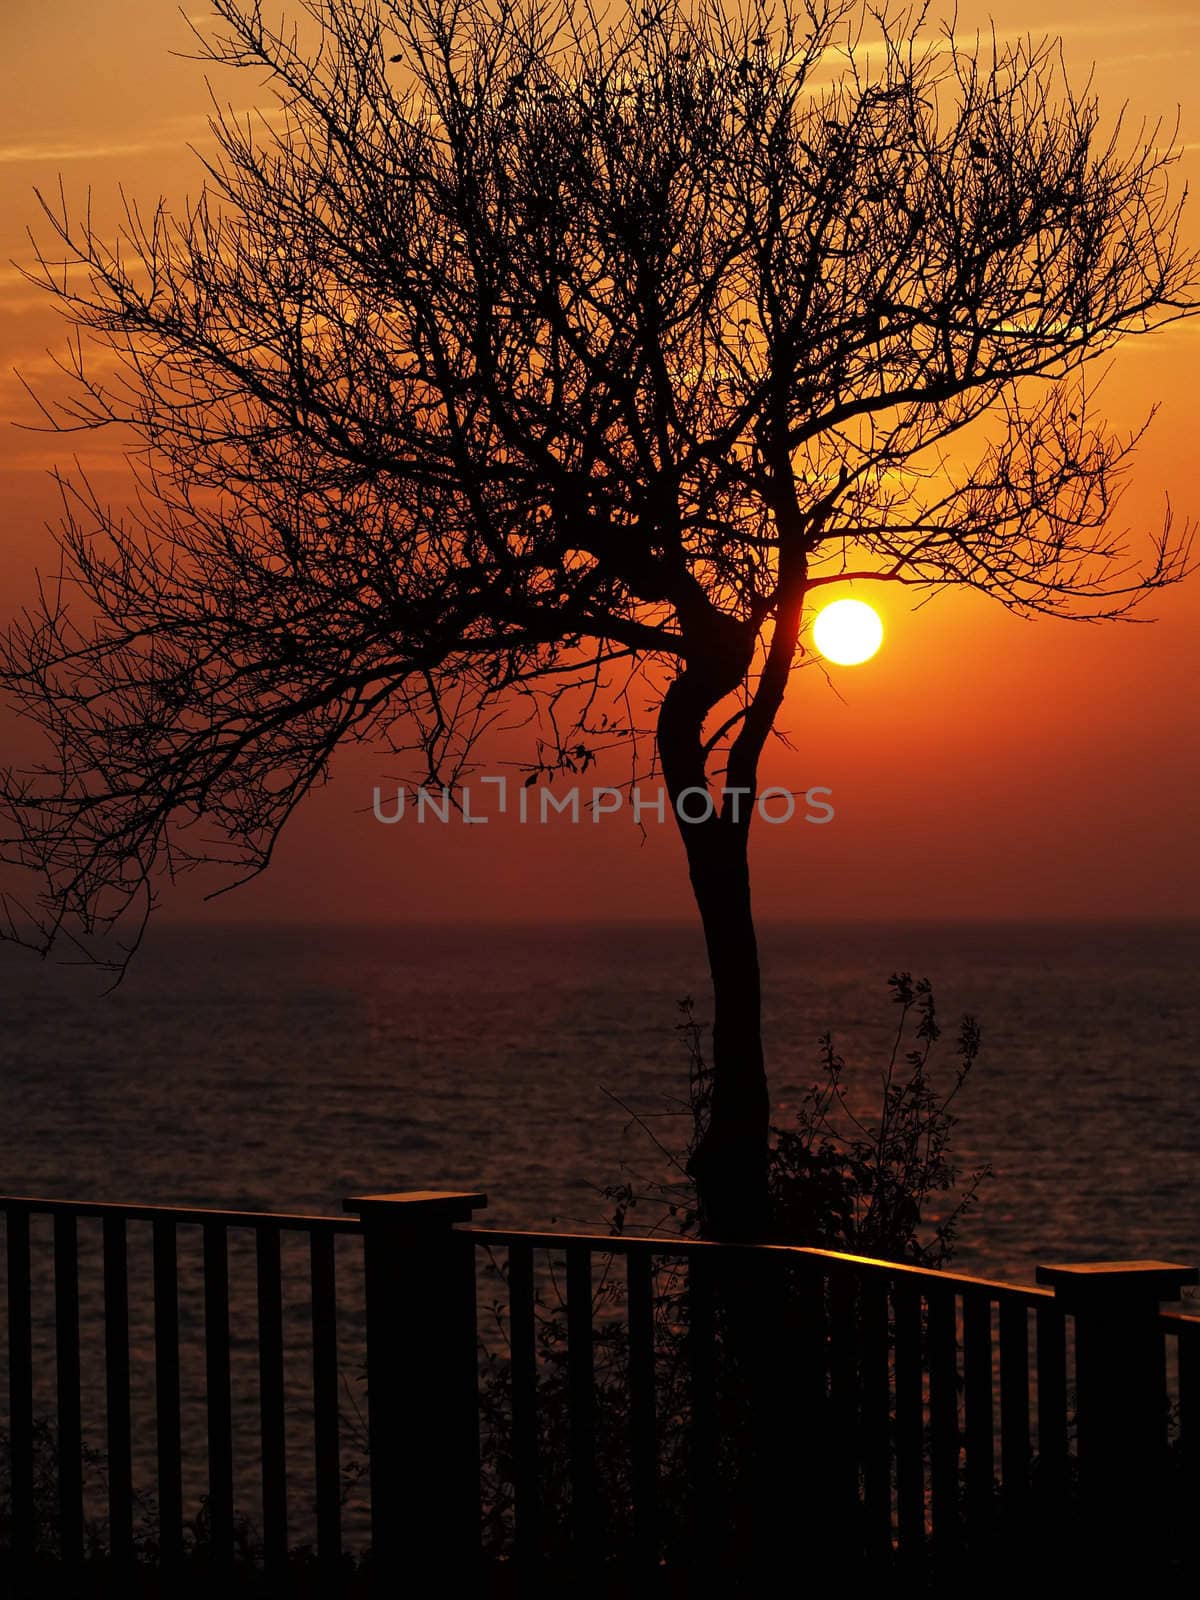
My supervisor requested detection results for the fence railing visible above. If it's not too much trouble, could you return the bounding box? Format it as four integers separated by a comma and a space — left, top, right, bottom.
2, 1188, 1197, 1589
2, 1196, 366, 1585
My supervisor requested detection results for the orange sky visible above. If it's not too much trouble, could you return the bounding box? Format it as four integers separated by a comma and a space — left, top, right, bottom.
0, 0, 1197, 924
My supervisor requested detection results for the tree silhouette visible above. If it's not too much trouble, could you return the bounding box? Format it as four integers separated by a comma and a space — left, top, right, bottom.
1, 0, 1196, 1236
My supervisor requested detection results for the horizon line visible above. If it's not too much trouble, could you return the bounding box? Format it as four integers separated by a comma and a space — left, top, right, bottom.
148, 912, 1200, 928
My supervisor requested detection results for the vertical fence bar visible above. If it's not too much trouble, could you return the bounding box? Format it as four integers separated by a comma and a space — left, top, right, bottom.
1179, 1324, 1200, 1494
256, 1225, 288, 1578
452, 1225, 483, 1559
102, 1214, 134, 1568
793, 1261, 830, 1544
827, 1268, 859, 1541
53, 1212, 83, 1568
627, 1248, 658, 1571
741, 1246, 794, 1579
893, 1280, 925, 1551
927, 1286, 961, 1551
508, 1241, 540, 1565
857, 1271, 892, 1554
310, 1229, 342, 1566
203, 1222, 235, 1568
566, 1244, 597, 1566
999, 1298, 1031, 1519
962, 1289, 995, 1539
687, 1249, 718, 1566
1034, 1301, 1068, 1495
6, 1208, 35, 1574
1152, 1315, 1170, 1458
153, 1218, 183, 1571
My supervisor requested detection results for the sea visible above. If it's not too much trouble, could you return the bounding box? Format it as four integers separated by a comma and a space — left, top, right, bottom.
1, 918, 1198, 1548
2, 917, 1199, 1281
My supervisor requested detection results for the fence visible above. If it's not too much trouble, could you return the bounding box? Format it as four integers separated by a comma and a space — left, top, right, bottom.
2, 1188, 1198, 1591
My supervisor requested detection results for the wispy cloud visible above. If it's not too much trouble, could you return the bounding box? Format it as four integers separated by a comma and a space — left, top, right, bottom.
793, 14, 1200, 89
941, 14, 1200, 49
1028, 14, 1199, 38
0, 106, 286, 167
0, 138, 176, 165
1116, 49, 1195, 65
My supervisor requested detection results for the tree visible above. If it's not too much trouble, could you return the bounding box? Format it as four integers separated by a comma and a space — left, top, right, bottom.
1, 0, 1196, 1238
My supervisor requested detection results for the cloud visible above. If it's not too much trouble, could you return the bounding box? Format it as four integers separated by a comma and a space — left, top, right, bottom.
1111, 49, 1194, 66
0, 137, 174, 165
0, 106, 286, 167
935, 14, 1200, 49
1027, 14, 1200, 39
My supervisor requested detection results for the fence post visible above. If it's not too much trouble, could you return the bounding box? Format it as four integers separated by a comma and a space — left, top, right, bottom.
1036, 1258, 1196, 1572
345, 1189, 487, 1591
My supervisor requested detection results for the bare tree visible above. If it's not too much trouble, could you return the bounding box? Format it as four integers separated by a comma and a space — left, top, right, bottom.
1, 0, 1196, 1236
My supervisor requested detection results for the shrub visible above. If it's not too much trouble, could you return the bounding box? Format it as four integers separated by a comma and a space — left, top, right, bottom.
476, 975, 993, 1570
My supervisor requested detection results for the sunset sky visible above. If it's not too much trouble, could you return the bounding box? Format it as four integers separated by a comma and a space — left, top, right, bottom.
1, 0, 1197, 926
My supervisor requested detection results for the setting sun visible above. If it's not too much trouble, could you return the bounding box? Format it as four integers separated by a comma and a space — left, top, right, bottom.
812, 598, 884, 666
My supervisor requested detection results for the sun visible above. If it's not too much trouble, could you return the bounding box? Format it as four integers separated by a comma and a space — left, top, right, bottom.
812, 598, 884, 666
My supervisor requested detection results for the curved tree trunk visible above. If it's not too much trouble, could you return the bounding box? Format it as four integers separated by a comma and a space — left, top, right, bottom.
682, 817, 771, 1240
657, 546, 807, 1241
656, 646, 772, 1242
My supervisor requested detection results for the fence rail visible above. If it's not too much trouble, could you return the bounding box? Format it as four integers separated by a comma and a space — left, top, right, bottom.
3, 1196, 365, 1587
2, 1189, 1197, 1590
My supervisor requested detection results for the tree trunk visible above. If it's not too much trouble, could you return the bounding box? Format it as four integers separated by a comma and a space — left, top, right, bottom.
656, 652, 772, 1242
656, 556, 805, 1240
683, 817, 771, 1240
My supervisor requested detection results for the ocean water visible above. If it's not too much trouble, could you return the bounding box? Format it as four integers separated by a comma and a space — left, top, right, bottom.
2, 918, 1199, 1282
2, 918, 1199, 1550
